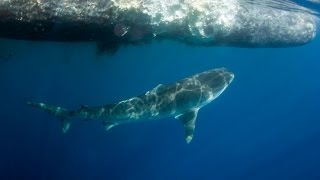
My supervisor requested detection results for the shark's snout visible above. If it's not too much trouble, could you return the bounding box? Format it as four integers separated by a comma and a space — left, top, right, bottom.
226, 72, 234, 85
219, 68, 234, 85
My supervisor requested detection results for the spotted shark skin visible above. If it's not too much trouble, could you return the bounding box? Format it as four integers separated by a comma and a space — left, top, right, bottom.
27, 68, 234, 143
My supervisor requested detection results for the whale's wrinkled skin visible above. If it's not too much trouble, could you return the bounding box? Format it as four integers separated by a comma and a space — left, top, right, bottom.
26, 68, 234, 143
0, 0, 317, 52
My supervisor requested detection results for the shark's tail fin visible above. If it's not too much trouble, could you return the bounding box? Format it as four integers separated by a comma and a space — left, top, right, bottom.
26, 101, 75, 133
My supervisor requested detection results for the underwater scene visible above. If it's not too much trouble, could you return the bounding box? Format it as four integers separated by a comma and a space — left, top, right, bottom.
1, 0, 320, 179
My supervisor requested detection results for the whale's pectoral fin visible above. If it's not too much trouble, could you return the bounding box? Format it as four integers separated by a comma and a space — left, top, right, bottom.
175, 108, 199, 144
103, 121, 119, 131
81, 105, 89, 109
97, 41, 120, 56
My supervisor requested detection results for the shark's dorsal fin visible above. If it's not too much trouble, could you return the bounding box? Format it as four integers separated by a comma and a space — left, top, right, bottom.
103, 121, 119, 131
175, 108, 199, 143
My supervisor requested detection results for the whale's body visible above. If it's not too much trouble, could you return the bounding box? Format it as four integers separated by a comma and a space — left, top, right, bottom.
27, 68, 234, 143
0, 0, 317, 53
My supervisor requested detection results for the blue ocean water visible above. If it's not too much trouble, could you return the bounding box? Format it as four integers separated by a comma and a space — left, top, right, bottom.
1, 3, 320, 180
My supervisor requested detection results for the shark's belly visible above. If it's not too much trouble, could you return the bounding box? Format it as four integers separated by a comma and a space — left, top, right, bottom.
108, 96, 173, 122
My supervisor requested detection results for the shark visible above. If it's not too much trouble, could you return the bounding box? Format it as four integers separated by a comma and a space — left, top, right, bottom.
27, 68, 234, 143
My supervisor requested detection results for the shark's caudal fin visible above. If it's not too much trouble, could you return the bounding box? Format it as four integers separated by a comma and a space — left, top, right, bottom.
26, 101, 74, 133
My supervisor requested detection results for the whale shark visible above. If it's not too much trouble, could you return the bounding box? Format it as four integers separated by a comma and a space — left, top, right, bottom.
0, 0, 317, 53
27, 68, 234, 143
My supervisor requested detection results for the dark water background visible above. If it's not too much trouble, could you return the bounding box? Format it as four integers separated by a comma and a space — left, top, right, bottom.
1, 1, 320, 180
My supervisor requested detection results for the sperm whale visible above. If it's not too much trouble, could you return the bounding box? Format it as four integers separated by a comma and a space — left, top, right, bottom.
0, 0, 317, 53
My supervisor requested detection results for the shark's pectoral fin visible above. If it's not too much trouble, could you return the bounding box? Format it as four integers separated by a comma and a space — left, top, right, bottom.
103, 121, 119, 131
175, 108, 199, 144
61, 118, 71, 133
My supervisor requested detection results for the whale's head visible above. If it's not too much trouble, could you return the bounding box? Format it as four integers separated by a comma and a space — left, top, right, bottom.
184, 0, 317, 47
